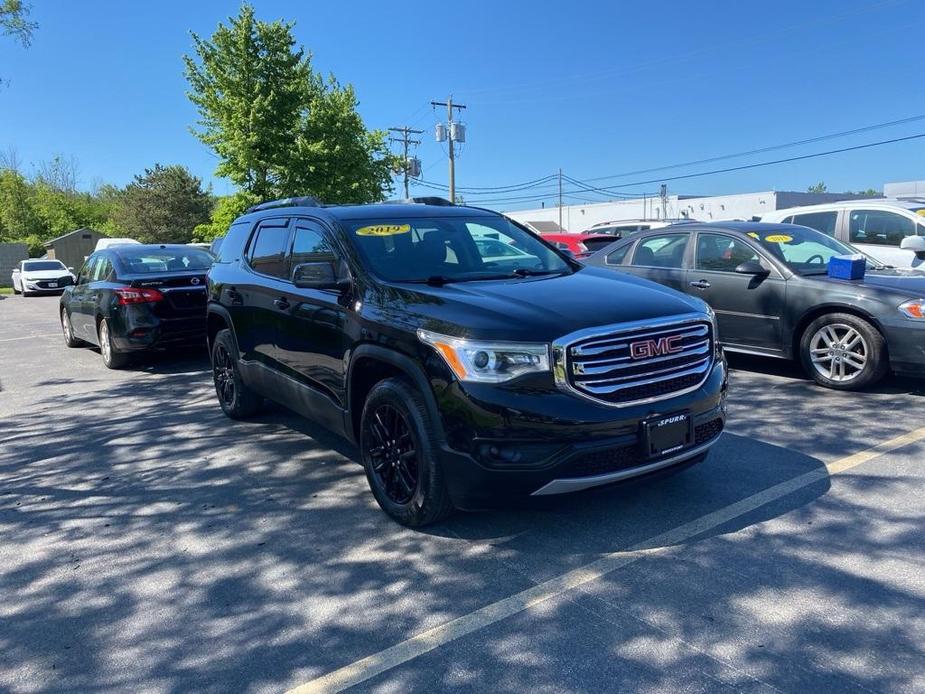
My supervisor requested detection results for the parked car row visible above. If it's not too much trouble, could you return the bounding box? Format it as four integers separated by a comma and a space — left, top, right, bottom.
46, 197, 925, 528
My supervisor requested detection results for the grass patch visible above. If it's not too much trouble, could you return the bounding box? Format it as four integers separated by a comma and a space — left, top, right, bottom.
0, 287, 13, 295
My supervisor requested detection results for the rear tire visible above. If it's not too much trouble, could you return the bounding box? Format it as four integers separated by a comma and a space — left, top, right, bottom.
211, 329, 263, 419
799, 313, 888, 390
61, 308, 84, 348
98, 318, 130, 369
359, 378, 454, 527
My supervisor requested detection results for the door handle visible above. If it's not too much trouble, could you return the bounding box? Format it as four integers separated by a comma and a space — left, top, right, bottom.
689, 280, 711, 289
273, 297, 291, 311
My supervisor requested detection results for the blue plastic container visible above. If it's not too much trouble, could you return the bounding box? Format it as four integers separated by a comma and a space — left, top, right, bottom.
827, 254, 866, 280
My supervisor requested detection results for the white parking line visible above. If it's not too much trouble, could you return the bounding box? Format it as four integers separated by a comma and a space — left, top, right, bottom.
0, 333, 61, 343
286, 426, 925, 694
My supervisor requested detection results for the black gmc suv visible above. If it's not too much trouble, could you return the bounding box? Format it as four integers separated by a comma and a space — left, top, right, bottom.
207, 197, 727, 526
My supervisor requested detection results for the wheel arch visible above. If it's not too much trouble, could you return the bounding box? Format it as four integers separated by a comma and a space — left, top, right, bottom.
791, 303, 886, 358
347, 344, 446, 446
206, 305, 236, 353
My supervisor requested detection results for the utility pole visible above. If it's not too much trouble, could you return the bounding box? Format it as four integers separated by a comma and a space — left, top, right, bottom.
388, 126, 424, 198
558, 168, 563, 230
660, 183, 668, 220
432, 96, 467, 202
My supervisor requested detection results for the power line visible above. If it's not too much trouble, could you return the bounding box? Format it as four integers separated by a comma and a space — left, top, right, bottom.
577, 113, 925, 183
417, 173, 559, 193
470, 132, 925, 205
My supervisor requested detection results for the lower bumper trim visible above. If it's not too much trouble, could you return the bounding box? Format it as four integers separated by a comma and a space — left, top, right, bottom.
530, 438, 718, 496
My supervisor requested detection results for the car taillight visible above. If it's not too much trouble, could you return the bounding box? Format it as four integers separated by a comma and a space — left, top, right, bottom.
115, 287, 164, 305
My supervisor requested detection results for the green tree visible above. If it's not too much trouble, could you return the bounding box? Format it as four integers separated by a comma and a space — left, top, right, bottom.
0, 168, 42, 238
282, 76, 395, 203
112, 164, 213, 244
183, 4, 393, 204
807, 182, 827, 193
2, 0, 38, 84
193, 190, 257, 241
183, 5, 311, 200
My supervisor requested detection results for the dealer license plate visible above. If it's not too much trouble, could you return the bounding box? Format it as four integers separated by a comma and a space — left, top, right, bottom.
643, 412, 693, 458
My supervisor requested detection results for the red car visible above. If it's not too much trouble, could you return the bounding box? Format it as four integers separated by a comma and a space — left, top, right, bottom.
540, 233, 615, 258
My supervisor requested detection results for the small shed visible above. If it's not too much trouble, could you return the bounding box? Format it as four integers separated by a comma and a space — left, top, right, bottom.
43, 228, 107, 271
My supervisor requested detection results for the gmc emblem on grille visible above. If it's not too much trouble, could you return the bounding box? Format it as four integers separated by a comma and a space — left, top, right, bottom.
630, 335, 684, 360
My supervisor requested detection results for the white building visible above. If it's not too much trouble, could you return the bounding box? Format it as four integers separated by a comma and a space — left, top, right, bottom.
505, 190, 875, 233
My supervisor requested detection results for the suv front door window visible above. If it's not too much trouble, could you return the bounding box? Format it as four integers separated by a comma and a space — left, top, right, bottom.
848, 210, 915, 246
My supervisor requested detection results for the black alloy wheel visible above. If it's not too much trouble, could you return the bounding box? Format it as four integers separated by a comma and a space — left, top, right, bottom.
365, 404, 419, 505
359, 378, 454, 527
211, 329, 262, 419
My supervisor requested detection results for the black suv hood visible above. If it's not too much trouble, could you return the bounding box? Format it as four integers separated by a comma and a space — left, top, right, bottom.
375, 267, 709, 342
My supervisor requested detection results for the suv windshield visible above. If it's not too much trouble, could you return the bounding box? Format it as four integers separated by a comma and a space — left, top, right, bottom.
117, 248, 214, 273
752, 226, 867, 274
346, 215, 571, 282
22, 261, 65, 272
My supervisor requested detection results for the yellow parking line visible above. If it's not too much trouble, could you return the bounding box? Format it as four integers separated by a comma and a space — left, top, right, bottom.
287, 426, 925, 694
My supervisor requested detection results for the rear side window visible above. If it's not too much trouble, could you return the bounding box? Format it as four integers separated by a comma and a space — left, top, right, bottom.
632, 234, 689, 269
217, 222, 252, 263
791, 211, 837, 237
848, 210, 915, 246
605, 244, 631, 265
248, 221, 291, 278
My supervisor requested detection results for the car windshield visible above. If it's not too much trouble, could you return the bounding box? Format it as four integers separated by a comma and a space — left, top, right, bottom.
117, 248, 214, 273
22, 261, 65, 272
752, 226, 868, 274
347, 215, 572, 282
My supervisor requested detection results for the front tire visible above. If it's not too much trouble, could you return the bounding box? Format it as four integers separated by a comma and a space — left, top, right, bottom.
800, 313, 888, 390
360, 378, 454, 527
211, 329, 263, 419
98, 318, 130, 369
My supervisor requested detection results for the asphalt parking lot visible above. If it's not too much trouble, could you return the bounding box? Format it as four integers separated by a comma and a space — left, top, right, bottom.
1, 294, 924, 693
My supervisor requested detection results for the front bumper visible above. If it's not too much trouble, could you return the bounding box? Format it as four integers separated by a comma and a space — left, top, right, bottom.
23, 281, 68, 293
433, 357, 727, 509
881, 316, 925, 376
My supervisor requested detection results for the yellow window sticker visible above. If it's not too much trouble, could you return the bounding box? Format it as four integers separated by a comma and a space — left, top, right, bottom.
916, 210, 925, 217
355, 224, 411, 237
747, 232, 760, 239
764, 234, 793, 243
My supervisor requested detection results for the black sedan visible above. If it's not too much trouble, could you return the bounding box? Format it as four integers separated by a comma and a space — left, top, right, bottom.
59, 244, 213, 368
584, 222, 925, 390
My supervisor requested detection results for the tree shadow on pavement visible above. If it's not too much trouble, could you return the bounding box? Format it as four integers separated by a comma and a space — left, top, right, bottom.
0, 353, 922, 692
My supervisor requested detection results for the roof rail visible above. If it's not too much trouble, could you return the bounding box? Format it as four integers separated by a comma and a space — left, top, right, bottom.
383, 196, 455, 206
246, 196, 321, 213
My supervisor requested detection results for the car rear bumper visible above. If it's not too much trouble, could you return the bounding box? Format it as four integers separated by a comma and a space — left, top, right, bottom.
434, 358, 727, 509
109, 308, 207, 352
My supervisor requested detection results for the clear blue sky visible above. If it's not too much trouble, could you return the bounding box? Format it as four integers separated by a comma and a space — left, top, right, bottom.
1, 0, 923, 211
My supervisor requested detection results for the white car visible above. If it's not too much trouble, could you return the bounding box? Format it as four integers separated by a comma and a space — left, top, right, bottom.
761, 200, 925, 269
584, 219, 696, 239
474, 237, 539, 266
11, 259, 76, 296
94, 237, 141, 251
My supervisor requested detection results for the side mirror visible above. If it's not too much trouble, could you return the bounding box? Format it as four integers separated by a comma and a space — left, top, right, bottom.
292, 261, 341, 290
67, 266, 74, 272
900, 236, 925, 253
734, 260, 770, 276
12, 268, 19, 274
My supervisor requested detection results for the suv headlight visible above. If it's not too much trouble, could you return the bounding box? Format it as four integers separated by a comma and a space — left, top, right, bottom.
898, 299, 925, 320
417, 329, 549, 383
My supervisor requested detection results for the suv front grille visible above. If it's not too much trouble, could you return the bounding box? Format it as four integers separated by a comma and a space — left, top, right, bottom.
554, 314, 714, 407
